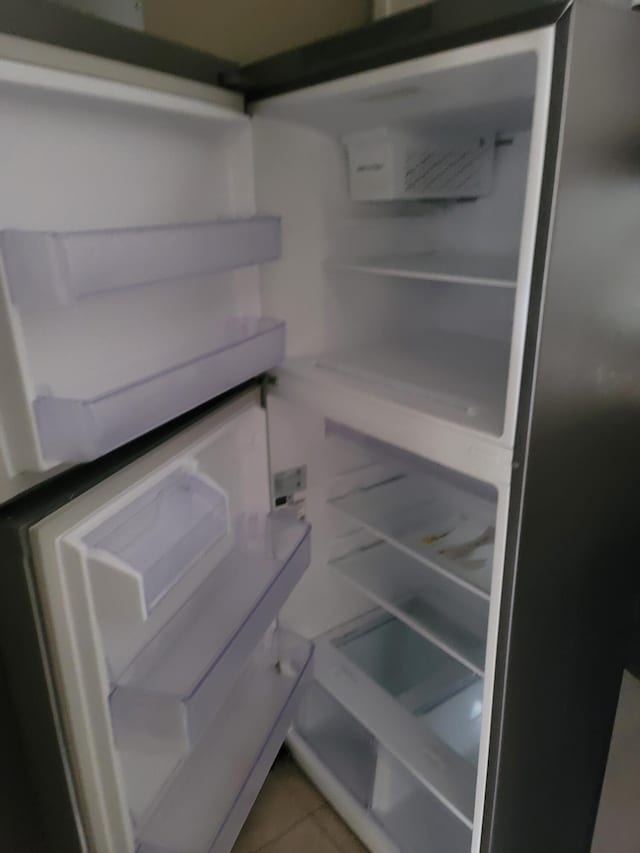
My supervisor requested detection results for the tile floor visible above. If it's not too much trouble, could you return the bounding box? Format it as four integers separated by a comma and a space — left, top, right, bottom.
232, 750, 367, 853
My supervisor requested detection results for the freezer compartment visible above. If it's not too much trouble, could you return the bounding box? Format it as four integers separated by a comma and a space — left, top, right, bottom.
292, 683, 472, 853
1, 217, 281, 309
331, 541, 488, 675
33, 316, 285, 465
255, 52, 540, 445
135, 631, 313, 853
111, 512, 310, 761
83, 469, 229, 619
328, 424, 497, 598
316, 614, 481, 826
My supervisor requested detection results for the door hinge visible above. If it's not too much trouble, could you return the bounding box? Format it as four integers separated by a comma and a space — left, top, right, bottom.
260, 372, 278, 408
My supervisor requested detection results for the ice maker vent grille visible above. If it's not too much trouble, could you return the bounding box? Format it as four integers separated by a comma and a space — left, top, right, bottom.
403, 142, 492, 198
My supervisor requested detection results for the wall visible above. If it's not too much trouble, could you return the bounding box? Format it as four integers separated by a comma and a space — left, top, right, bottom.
143, 0, 371, 64
52, 0, 144, 29
373, 0, 432, 18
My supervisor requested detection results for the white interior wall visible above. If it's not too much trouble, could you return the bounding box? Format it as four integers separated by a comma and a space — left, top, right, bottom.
255, 115, 529, 360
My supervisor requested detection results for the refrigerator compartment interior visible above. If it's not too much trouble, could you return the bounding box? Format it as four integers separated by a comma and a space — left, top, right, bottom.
1, 217, 281, 310
314, 331, 510, 438
372, 747, 472, 853
110, 511, 310, 760
330, 540, 488, 675
316, 614, 481, 825
33, 316, 285, 465
328, 426, 497, 597
83, 469, 229, 620
135, 632, 313, 853
326, 250, 518, 289
293, 680, 378, 807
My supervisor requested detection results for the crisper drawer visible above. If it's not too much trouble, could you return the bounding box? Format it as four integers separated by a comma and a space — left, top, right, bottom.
314, 614, 482, 828
0, 217, 283, 481
293, 681, 472, 853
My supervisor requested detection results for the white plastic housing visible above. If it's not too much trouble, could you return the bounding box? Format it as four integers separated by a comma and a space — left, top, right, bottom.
343, 127, 494, 201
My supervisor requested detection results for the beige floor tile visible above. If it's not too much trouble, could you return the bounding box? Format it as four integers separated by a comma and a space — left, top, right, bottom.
276, 755, 326, 814
257, 816, 341, 853
232, 767, 308, 853
312, 806, 369, 853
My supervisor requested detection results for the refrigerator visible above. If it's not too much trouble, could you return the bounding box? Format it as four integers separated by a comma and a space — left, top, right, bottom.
0, 2, 638, 852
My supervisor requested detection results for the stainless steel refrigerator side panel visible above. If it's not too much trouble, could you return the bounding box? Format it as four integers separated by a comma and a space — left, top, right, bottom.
0, 519, 86, 853
486, 4, 640, 852
0, 655, 51, 852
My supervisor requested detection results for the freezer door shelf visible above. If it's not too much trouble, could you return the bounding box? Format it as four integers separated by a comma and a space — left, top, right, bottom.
315, 614, 482, 828
1, 217, 281, 309
35, 316, 285, 465
291, 681, 472, 853
134, 632, 313, 853
110, 512, 310, 770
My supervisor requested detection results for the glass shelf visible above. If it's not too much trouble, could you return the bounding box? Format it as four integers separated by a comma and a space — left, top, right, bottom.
330, 470, 495, 599
331, 541, 488, 675
327, 250, 517, 288
135, 632, 313, 853
34, 316, 285, 464
110, 512, 310, 761
1, 217, 281, 309
315, 332, 509, 438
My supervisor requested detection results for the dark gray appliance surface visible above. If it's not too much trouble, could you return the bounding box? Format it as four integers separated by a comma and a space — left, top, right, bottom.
0, 379, 262, 853
0, 0, 570, 100
239, 0, 571, 100
0, 0, 236, 88
484, 3, 640, 852
0, 656, 48, 852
